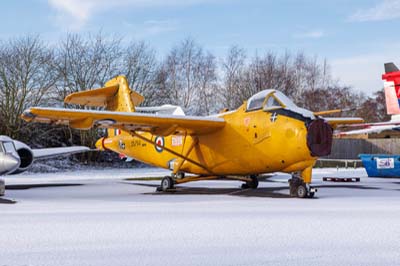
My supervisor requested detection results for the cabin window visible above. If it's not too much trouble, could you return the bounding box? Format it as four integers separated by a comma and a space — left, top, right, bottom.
2, 142, 15, 153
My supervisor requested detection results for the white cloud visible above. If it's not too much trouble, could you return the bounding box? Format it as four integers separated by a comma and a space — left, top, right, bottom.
349, 0, 400, 22
48, 0, 215, 30
124, 19, 179, 38
293, 30, 325, 39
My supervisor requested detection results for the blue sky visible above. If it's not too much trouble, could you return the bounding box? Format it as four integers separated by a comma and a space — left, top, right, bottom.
2, 0, 400, 95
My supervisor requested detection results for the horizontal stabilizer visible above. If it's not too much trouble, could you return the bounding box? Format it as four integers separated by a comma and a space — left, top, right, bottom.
65, 84, 144, 107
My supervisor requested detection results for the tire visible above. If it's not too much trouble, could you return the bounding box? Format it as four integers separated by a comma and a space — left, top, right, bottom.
0, 179, 4, 197
296, 184, 308, 198
242, 175, 259, 189
247, 175, 259, 189
161, 176, 174, 192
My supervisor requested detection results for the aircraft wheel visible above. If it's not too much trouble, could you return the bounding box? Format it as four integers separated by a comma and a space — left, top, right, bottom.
161, 176, 174, 192
0, 179, 4, 196
296, 184, 308, 198
308, 191, 315, 198
241, 175, 259, 189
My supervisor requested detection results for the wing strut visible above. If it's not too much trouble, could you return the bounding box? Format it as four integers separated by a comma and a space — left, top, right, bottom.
172, 136, 198, 175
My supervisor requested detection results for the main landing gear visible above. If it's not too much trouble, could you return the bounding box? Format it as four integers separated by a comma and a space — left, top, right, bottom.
157, 174, 260, 192
288, 175, 317, 198
241, 175, 259, 189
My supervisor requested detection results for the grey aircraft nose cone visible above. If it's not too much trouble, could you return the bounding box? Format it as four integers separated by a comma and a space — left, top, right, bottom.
0, 155, 20, 175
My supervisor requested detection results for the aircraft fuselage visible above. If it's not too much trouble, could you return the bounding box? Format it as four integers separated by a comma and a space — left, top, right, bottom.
99, 104, 316, 176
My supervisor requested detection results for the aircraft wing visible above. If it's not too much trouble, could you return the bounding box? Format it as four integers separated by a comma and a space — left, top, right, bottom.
335, 121, 400, 136
22, 107, 226, 136
32, 146, 91, 160
323, 117, 364, 129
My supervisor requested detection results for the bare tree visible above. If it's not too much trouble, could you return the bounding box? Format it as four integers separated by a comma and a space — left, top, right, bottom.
122, 41, 158, 106
220, 45, 247, 109
196, 52, 218, 115
161, 38, 217, 114
0, 36, 57, 141
54, 33, 122, 150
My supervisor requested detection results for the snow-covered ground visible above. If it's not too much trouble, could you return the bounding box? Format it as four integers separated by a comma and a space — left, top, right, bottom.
1, 168, 399, 266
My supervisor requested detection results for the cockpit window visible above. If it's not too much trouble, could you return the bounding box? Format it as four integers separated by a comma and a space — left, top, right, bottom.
0, 143, 3, 153
3, 142, 15, 153
264, 95, 282, 110
247, 96, 265, 111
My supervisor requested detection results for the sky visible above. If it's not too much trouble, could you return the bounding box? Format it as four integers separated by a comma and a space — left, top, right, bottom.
1, 0, 400, 95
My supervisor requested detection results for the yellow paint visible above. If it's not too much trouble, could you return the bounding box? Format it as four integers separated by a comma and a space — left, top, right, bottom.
22, 75, 364, 185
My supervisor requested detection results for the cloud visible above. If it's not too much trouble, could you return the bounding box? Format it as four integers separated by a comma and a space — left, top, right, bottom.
48, 0, 215, 30
124, 19, 179, 38
293, 30, 325, 39
349, 0, 400, 22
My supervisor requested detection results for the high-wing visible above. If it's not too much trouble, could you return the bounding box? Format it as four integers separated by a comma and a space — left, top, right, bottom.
323, 117, 364, 129
22, 107, 226, 136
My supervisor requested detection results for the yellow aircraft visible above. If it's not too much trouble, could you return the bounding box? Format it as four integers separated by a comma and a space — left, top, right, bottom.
21, 76, 362, 198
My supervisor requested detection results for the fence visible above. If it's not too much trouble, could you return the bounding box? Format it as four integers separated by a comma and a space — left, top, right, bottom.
326, 139, 400, 159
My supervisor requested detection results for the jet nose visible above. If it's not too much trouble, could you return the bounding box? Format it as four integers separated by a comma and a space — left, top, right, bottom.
306, 119, 333, 157
0, 155, 20, 175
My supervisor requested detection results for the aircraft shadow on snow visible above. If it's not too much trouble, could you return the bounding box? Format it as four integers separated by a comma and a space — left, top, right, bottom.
127, 179, 386, 199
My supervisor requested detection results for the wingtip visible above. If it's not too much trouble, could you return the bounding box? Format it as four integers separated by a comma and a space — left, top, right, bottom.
21, 109, 35, 121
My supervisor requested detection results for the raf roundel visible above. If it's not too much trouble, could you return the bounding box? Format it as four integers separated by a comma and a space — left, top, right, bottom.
154, 136, 164, 153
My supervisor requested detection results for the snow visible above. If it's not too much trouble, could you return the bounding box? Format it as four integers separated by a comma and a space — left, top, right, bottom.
1, 168, 400, 266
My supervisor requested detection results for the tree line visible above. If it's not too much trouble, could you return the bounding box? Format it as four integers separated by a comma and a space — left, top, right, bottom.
0, 33, 389, 154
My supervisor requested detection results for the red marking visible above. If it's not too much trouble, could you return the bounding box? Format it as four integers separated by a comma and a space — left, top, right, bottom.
102, 138, 109, 151
382, 71, 400, 99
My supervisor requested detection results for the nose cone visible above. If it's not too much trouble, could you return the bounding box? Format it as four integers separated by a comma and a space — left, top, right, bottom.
95, 137, 106, 151
0, 155, 20, 175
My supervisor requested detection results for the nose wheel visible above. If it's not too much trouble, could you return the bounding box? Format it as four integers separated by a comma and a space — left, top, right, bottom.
289, 176, 316, 198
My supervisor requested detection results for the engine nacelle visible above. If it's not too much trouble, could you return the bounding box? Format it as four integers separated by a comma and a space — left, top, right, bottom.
10, 140, 34, 174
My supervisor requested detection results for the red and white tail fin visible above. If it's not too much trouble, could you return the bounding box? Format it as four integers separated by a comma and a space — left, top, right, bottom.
383, 62, 400, 115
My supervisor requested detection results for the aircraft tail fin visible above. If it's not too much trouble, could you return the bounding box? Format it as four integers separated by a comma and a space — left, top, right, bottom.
64, 76, 144, 112
382, 62, 400, 115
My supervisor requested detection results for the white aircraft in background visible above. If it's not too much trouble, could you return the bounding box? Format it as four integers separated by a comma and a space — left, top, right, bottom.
0, 135, 89, 196
338, 62, 400, 136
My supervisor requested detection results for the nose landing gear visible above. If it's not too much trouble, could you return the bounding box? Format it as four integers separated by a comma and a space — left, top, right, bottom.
289, 176, 317, 198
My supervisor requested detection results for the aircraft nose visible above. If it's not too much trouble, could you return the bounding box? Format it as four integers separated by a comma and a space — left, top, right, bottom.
1, 155, 20, 174
306, 119, 333, 157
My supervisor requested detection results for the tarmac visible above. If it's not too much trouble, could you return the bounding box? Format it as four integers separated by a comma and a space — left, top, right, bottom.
0, 168, 399, 266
